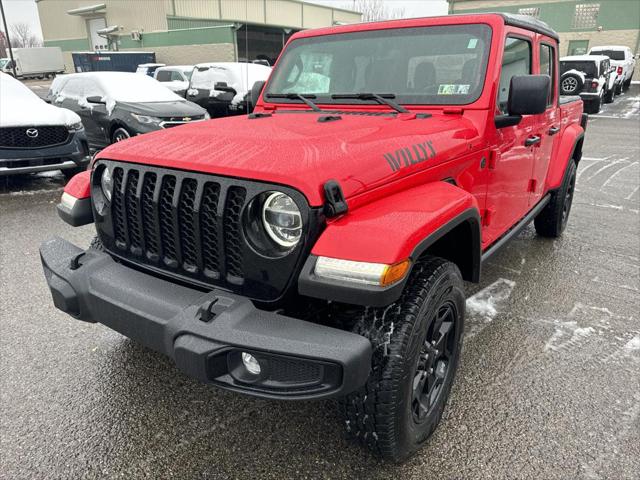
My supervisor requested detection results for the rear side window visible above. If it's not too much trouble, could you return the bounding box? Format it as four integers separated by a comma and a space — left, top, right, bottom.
156, 70, 171, 82
590, 49, 625, 60
539, 44, 555, 106
497, 37, 531, 113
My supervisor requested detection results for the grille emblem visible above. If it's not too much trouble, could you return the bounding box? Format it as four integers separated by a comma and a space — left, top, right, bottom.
182, 117, 191, 122
26, 128, 39, 138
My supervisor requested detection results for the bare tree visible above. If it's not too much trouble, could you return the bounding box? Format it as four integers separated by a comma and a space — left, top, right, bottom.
9, 22, 42, 48
351, 0, 405, 22
0, 30, 9, 55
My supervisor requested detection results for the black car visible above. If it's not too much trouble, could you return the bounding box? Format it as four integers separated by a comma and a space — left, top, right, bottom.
186, 62, 271, 117
48, 72, 208, 149
0, 72, 90, 177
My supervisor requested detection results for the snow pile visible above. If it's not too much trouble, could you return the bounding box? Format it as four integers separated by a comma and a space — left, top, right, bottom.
466, 278, 516, 321
190, 63, 272, 105
624, 335, 640, 352
544, 321, 596, 352
0, 72, 80, 127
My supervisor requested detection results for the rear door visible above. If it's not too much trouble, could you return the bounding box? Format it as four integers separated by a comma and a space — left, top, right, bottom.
483, 34, 536, 246
529, 40, 560, 206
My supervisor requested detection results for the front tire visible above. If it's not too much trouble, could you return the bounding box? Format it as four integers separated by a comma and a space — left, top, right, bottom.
111, 127, 131, 144
338, 257, 465, 462
534, 159, 577, 238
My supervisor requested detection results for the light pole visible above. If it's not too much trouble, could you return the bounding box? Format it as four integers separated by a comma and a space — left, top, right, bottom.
0, 0, 17, 77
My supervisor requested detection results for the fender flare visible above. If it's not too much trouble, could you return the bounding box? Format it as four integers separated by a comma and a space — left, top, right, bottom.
546, 124, 584, 190
57, 170, 93, 227
299, 181, 482, 307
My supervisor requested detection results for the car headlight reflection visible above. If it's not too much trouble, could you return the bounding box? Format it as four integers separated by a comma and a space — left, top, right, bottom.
261, 192, 302, 248
100, 167, 113, 202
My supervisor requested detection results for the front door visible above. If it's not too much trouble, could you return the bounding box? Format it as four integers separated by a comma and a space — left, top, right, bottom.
530, 42, 560, 206
483, 36, 536, 247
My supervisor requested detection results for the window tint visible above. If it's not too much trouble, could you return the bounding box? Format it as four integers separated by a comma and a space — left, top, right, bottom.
156, 70, 171, 82
539, 44, 555, 105
266, 24, 493, 106
497, 37, 531, 113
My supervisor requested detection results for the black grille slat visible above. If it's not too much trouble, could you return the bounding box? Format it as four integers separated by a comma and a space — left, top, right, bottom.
159, 175, 178, 266
140, 173, 159, 259
112, 168, 126, 249
125, 170, 143, 254
178, 178, 198, 271
0, 126, 70, 148
200, 182, 221, 278
223, 187, 246, 280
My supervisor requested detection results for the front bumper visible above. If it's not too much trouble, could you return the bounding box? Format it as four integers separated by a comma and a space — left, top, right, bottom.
0, 131, 90, 176
40, 237, 372, 400
579, 92, 601, 99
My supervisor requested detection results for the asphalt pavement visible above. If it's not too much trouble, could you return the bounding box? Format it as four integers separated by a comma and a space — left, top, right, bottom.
1, 87, 639, 480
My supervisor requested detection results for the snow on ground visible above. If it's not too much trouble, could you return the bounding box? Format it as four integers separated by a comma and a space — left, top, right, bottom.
464, 278, 516, 339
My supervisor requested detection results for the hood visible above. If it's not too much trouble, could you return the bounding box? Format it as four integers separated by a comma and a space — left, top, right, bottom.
98, 111, 481, 206
119, 100, 206, 117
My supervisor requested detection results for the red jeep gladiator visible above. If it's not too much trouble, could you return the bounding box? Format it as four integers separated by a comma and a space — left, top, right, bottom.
42, 13, 587, 461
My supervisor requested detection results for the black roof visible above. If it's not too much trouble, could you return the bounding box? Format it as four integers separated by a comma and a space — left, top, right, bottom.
498, 13, 559, 41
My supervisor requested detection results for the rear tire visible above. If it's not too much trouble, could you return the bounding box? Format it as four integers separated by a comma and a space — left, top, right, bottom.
337, 256, 465, 462
90, 236, 104, 251
587, 94, 602, 114
534, 159, 577, 238
604, 86, 615, 103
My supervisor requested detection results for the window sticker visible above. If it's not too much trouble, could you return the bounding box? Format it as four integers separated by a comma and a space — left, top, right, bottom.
467, 38, 478, 49
438, 84, 470, 95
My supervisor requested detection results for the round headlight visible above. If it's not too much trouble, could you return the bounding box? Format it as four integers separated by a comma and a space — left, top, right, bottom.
262, 192, 302, 248
100, 167, 113, 202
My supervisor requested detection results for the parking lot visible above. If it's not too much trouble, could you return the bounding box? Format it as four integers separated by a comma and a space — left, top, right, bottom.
1, 86, 639, 479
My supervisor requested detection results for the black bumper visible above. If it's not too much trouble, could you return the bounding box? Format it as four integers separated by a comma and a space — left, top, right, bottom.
0, 131, 90, 176
40, 237, 372, 400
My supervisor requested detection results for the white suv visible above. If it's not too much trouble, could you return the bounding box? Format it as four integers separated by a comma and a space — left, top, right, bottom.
560, 55, 617, 113
588, 46, 636, 94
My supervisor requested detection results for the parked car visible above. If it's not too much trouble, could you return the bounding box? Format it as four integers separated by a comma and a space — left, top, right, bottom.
560, 55, 616, 113
588, 45, 636, 93
42, 14, 587, 462
135, 63, 165, 77
154, 65, 194, 96
0, 73, 89, 177
186, 62, 272, 117
47, 72, 208, 149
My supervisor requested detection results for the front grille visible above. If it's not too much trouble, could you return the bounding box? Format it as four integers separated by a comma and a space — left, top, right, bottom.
0, 126, 70, 149
95, 161, 317, 301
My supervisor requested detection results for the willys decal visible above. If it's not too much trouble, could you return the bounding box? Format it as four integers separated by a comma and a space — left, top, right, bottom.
384, 140, 436, 172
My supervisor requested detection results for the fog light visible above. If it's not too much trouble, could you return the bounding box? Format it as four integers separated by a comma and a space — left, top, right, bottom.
241, 352, 261, 375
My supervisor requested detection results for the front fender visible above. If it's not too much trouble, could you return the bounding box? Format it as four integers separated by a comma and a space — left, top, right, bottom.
57, 170, 93, 227
299, 181, 481, 306
547, 123, 584, 190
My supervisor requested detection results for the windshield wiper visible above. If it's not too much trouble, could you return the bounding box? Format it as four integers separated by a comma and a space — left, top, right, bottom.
331, 93, 409, 114
265, 93, 322, 112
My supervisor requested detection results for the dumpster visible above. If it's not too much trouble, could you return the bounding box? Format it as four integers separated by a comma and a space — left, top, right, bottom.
72, 51, 156, 73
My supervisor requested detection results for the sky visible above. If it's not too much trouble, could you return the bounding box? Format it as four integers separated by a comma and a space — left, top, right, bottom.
0, 0, 450, 43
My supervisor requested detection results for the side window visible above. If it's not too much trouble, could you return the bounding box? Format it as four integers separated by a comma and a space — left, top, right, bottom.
170, 71, 184, 81
156, 70, 171, 82
539, 44, 555, 106
497, 37, 532, 113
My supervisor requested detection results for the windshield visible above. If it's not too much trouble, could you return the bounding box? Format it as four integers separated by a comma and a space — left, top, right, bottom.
590, 49, 624, 61
561, 61, 598, 78
183, 69, 193, 80
265, 24, 492, 106
0, 59, 8, 69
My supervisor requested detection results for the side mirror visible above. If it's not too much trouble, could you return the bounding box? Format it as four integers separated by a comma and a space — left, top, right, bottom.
496, 75, 550, 128
214, 81, 235, 93
249, 80, 266, 112
86, 95, 106, 104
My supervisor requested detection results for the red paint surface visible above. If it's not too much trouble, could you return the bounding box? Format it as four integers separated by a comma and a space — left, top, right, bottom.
93, 14, 584, 262
64, 170, 91, 199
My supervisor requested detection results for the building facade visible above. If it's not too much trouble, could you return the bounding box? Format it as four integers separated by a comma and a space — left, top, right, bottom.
36, 0, 361, 70
449, 0, 639, 78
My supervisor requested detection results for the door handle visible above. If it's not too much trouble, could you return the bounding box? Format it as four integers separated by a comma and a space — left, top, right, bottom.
525, 135, 541, 147
548, 126, 560, 136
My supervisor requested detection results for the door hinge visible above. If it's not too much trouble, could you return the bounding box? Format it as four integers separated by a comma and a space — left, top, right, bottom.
528, 179, 537, 193
488, 150, 499, 169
